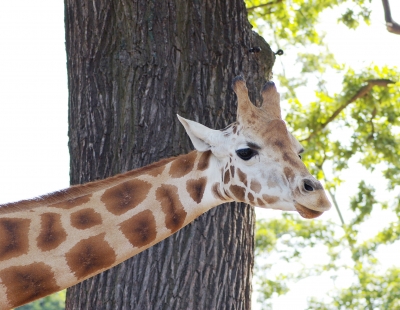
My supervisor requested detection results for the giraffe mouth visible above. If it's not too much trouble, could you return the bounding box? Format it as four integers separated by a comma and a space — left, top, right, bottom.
294, 202, 323, 219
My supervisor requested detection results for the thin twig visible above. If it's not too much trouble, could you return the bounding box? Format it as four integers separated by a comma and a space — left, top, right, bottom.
328, 189, 345, 226
247, 0, 283, 12
302, 79, 394, 142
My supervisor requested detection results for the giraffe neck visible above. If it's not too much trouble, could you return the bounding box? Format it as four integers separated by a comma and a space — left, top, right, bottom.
0, 150, 228, 309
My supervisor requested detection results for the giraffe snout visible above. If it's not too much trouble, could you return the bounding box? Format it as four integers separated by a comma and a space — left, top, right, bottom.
295, 178, 331, 215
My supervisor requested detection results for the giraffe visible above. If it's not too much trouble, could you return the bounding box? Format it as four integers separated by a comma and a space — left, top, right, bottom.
0, 77, 331, 309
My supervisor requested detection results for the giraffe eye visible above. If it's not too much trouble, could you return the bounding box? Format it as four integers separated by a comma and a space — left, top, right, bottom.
298, 154, 302, 159
236, 148, 257, 161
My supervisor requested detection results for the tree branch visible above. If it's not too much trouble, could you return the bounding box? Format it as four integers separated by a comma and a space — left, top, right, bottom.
382, 0, 400, 35
302, 79, 394, 142
246, 0, 283, 12
328, 189, 345, 226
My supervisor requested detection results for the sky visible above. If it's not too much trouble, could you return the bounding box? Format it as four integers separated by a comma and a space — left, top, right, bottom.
0, 0, 399, 309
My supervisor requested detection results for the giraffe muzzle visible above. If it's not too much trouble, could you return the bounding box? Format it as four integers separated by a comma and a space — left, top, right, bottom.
294, 178, 331, 218
294, 202, 323, 219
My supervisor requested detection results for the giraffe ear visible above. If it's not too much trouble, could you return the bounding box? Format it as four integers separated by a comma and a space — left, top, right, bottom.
177, 115, 223, 152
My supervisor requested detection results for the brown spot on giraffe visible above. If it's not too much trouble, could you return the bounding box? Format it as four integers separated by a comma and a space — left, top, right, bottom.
119, 210, 157, 248
186, 177, 207, 204
50, 194, 92, 209
37, 213, 67, 251
262, 194, 279, 204
284, 167, 295, 182
229, 184, 246, 202
247, 192, 254, 203
230, 164, 235, 178
65, 233, 116, 280
156, 184, 187, 233
0, 262, 60, 307
283, 152, 300, 168
212, 183, 227, 201
237, 168, 247, 186
273, 139, 286, 150
101, 179, 152, 215
197, 150, 212, 171
250, 179, 261, 193
246, 113, 257, 125
0, 218, 30, 261
257, 198, 264, 206
224, 169, 230, 184
70, 208, 102, 230
146, 165, 166, 177
169, 151, 197, 178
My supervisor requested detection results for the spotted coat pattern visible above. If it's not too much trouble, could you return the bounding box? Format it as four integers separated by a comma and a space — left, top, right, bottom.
0, 151, 221, 309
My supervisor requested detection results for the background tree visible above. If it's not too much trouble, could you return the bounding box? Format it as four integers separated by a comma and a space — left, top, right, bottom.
63, 0, 273, 309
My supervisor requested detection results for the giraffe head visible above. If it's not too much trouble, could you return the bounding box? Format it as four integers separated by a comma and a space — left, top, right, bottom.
178, 76, 331, 218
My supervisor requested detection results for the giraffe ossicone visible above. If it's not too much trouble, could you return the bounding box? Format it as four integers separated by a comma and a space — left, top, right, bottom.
0, 77, 331, 309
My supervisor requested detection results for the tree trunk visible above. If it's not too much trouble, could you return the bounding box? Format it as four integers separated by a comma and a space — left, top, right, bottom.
64, 0, 274, 309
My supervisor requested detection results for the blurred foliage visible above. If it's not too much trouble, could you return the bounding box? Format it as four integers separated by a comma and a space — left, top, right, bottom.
246, 0, 372, 44
16, 290, 65, 310
246, 0, 400, 309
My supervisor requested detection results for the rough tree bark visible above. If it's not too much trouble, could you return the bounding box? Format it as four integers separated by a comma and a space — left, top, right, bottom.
64, 0, 274, 309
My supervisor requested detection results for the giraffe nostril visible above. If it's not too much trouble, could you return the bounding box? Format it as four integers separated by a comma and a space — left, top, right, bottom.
303, 180, 314, 192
